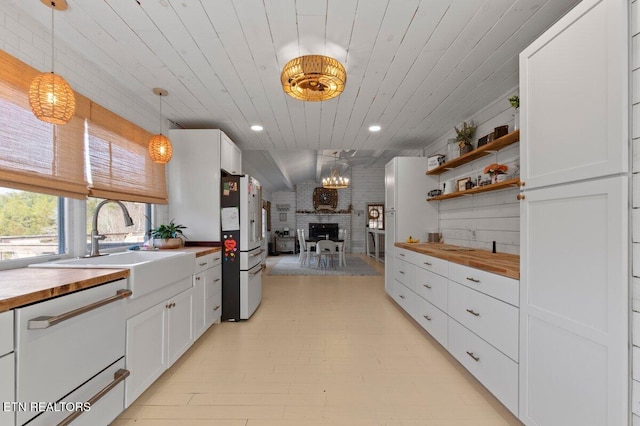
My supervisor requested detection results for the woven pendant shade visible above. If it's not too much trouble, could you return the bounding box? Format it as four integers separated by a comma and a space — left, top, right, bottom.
281, 55, 346, 101
148, 133, 173, 164
29, 72, 76, 125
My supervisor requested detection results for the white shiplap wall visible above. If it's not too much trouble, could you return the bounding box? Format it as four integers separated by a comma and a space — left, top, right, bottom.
422, 88, 521, 255
631, 1, 640, 424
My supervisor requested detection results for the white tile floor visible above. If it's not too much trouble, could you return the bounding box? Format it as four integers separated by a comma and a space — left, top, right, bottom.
113, 255, 522, 425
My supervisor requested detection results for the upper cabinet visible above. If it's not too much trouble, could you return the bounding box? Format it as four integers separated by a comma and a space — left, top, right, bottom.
220, 133, 242, 175
519, 0, 628, 190
384, 160, 396, 211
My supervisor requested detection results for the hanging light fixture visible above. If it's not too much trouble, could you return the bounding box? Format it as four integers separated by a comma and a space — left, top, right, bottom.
322, 152, 349, 189
148, 88, 173, 164
29, 0, 76, 125
281, 55, 346, 101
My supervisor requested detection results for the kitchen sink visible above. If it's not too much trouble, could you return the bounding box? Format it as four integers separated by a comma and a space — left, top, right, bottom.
30, 250, 195, 299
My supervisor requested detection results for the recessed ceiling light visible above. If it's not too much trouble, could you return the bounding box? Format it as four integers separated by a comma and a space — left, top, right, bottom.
369, 125, 381, 132
250, 125, 263, 131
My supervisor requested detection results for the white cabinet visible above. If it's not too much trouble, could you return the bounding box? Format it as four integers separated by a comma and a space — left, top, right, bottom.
384, 160, 396, 211
168, 129, 241, 242
0, 310, 13, 426
519, 0, 629, 423
193, 252, 222, 340
220, 132, 242, 174
125, 287, 193, 406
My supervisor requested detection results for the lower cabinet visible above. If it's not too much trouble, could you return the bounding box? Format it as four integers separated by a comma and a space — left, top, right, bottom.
388, 247, 519, 416
193, 253, 222, 339
125, 287, 193, 407
0, 353, 14, 426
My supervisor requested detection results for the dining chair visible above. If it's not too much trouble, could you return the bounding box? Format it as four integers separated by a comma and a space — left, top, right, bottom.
297, 229, 307, 266
316, 239, 338, 269
337, 229, 347, 267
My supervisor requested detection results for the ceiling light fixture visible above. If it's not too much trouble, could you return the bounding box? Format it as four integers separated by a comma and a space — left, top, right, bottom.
250, 125, 263, 131
29, 0, 76, 125
148, 88, 173, 164
369, 125, 381, 132
322, 152, 349, 189
281, 55, 346, 102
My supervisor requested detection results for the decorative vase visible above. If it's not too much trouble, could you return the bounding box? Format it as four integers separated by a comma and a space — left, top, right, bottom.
153, 238, 183, 249
459, 143, 473, 155
513, 108, 520, 131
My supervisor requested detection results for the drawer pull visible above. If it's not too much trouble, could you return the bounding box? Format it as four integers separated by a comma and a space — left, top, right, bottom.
399, 294, 405, 299
466, 277, 480, 283
28, 289, 132, 330
214, 305, 221, 311
249, 249, 265, 257
423, 315, 431, 321
424, 262, 432, 266
423, 284, 432, 289
399, 270, 405, 275
466, 351, 480, 362
466, 309, 480, 317
214, 256, 221, 261
58, 368, 130, 426
399, 253, 405, 257
199, 262, 208, 267
214, 278, 221, 283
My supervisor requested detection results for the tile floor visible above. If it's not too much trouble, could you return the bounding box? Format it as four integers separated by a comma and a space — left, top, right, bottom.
113, 255, 522, 426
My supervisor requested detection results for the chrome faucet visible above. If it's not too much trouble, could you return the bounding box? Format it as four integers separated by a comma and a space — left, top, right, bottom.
89, 200, 134, 257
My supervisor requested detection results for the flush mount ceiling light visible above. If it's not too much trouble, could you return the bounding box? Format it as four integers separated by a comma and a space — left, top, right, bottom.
148, 88, 173, 164
281, 55, 346, 102
250, 125, 263, 131
322, 152, 349, 189
29, 0, 76, 125
369, 125, 381, 132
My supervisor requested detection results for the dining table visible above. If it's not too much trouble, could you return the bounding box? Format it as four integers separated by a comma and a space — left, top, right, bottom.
305, 238, 345, 267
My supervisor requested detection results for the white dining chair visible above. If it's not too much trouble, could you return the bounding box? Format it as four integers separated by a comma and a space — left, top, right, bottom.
337, 229, 347, 267
316, 239, 338, 269
297, 229, 307, 266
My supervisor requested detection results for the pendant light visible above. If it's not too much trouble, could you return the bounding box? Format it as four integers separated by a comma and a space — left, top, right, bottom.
29, 0, 76, 125
322, 152, 349, 189
148, 88, 173, 164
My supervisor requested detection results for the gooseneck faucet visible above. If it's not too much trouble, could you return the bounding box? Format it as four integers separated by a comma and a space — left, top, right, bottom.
89, 200, 134, 257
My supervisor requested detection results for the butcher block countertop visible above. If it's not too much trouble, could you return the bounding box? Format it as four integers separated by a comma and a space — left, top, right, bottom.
394, 242, 520, 280
0, 246, 220, 312
0, 268, 130, 312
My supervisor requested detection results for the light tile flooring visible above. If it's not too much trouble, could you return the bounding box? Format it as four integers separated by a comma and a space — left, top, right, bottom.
113, 255, 522, 426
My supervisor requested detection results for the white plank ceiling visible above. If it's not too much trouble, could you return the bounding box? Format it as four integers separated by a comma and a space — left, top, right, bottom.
13, 0, 581, 192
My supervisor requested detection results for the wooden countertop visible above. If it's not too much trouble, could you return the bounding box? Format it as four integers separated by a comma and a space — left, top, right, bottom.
394, 242, 520, 280
0, 246, 221, 313
0, 268, 130, 312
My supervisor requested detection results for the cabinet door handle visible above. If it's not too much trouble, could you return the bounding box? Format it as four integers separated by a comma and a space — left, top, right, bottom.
57, 368, 130, 426
28, 289, 132, 330
466, 309, 480, 317
424, 262, 432, 266
423, 315, 431, 321
466, 351, 480, 362
466, 277, 480, 283
195, 276, 201, 281
214, 278, 221, 283
199, 262, 208, 267
399, 294, 405, 299
517, 193, 525, 201
214, 305, 221, 311
423, 284, 432, 289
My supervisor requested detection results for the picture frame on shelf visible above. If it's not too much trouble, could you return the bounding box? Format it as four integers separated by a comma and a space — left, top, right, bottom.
457, 177, 471, 192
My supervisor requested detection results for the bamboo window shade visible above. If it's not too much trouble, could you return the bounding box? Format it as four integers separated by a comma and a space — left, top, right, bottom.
87, 103, 168, 204
0, 50, 88, 199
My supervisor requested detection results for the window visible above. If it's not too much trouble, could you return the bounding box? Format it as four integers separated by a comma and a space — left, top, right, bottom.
367, 204, 384, 229
86, 198, 151, 251
0, 187, 62, 259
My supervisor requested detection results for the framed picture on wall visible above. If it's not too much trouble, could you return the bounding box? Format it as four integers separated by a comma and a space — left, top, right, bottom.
457, 177, 471, 192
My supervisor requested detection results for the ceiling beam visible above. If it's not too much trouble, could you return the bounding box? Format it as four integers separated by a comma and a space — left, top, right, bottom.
265, 151, 295, 191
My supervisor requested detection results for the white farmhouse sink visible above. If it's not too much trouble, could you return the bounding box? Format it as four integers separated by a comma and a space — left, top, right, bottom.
30, 250, 195, 299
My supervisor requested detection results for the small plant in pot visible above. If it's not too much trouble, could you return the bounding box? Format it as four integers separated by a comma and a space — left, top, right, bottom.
148, 220, 187, 249
454, 121, 476, 155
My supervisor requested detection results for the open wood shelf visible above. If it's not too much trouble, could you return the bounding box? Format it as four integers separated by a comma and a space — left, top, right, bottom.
427, 178, 521, 201
426, 130, 520, 175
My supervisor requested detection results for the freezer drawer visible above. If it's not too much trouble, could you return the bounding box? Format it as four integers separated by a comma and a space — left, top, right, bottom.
240, 263, 262, 319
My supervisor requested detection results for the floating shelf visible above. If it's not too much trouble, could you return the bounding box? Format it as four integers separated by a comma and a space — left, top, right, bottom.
426, 130, 520, 175
427, 178, 521, 201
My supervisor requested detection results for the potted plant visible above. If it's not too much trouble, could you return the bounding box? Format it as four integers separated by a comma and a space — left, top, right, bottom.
509, 95, 519, 130
148, 220, 187, 249
454, 121, 476, 155
483, 163, 509, 184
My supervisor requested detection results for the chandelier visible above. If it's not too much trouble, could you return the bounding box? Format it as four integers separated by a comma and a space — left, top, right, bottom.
29, 0, 76, 125
322, 152, 349, 189
281, 55, 346, 101
148, 88, 173, 164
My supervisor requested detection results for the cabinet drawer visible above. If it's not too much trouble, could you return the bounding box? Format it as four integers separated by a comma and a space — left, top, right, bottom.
0, 353, 14, 426
414, 268, 447, 311
394, 258, 415, 290
395, 247, 412, 261
448, 319, 518, 416
0, 310, 12, 357
413, 296, 447, 348
194, 253, 216, 274
448, 281, 518, 361
392, 281, 415, 316
208, 264, 222, 295
206, 290, 222, 326
412, 252, 448, 277
448, 262, 519, 306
